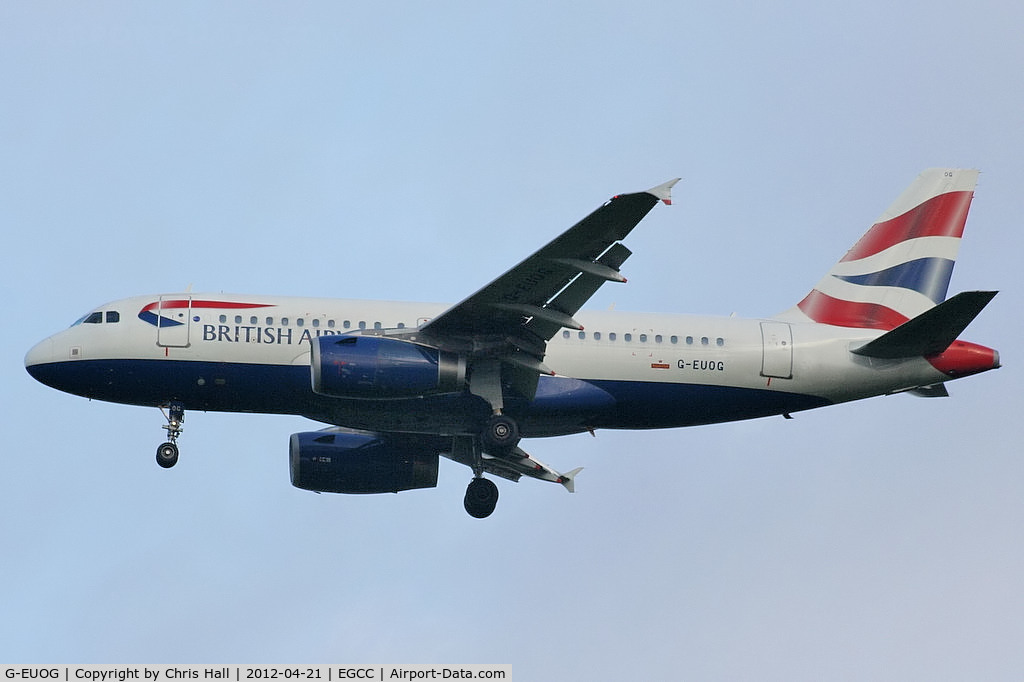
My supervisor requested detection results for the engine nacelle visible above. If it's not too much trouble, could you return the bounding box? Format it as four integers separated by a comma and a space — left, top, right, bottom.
310, 335, 465, 398
289, 431, 439, 494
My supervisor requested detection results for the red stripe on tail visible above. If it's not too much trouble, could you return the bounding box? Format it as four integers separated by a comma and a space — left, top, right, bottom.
842, 191, 973, 262
797, 290, 910, 330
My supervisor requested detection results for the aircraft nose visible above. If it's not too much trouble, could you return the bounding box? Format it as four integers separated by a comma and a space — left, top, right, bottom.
25, 337, 55, 380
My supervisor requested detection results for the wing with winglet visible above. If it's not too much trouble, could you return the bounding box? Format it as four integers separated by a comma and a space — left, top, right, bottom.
419, 179, 679, 386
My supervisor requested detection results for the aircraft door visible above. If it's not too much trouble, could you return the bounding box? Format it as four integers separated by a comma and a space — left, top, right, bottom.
157, 295, 192, 347
760, 321, 793, 379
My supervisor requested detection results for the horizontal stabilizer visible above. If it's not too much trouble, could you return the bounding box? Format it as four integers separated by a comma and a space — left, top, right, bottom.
851, 291, 997, 359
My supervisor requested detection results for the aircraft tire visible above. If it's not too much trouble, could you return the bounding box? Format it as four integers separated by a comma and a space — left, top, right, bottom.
156, 442, 179, 469
464, 478, 499, 518
480, 414, 520, 453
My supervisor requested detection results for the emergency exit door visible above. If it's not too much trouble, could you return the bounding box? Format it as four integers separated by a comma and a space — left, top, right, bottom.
760, 321, 793, 379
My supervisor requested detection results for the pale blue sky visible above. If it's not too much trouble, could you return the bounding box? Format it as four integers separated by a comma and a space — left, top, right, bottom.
3, 2, 1022, 678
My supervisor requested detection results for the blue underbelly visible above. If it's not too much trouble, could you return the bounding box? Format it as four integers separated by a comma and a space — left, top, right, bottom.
27, 359, 830, 435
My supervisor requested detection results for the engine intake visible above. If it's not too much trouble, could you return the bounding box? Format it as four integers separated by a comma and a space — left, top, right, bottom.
310, 335, 465, 398
289, 431, 439, 494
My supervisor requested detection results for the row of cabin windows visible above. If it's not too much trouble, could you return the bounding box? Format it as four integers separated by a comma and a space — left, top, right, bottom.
218, 314, 407, 331
561, 329, 725, 346
71, 310, 723, 349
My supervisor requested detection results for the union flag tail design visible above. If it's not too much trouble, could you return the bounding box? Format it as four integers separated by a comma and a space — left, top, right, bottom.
789, 168, 978, 330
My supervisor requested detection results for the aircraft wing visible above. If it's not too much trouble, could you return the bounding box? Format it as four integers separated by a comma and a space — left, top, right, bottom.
420, 179, 679, 361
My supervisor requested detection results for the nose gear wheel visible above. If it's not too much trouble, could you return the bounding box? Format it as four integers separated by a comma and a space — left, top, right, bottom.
156, 402, 185, 468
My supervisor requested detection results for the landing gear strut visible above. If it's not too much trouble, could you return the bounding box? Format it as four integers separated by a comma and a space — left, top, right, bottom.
452, 435, 501, 519
156, 402, 184, 469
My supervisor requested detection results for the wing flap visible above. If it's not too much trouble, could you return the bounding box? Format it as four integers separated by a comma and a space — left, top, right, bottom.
526, 242, 633, 340
481, 448, 582, 492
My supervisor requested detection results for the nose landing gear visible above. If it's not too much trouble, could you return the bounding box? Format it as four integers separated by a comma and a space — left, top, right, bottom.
156, 402, 185, 469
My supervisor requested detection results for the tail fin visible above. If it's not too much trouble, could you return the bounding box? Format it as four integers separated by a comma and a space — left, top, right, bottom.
785, 168, 979, 330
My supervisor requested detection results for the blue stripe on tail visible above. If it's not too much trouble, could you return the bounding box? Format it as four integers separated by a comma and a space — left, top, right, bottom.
834, 257, 955, 303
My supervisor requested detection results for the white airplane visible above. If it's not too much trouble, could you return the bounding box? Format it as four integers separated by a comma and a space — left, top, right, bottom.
25, 169, 999, 518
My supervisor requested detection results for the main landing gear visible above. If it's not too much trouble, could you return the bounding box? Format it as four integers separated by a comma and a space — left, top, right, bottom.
464, 477, 499, 519
155, 402, 184, 469
459, 413, 522, 519
480, 414, 520, 453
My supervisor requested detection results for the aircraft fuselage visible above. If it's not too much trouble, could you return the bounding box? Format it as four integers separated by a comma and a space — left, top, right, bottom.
26, 292, 992, 438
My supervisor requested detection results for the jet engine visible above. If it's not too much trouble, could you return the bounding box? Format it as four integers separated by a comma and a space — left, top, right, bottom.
310, 335, 465, 398
289, 431, 439, 494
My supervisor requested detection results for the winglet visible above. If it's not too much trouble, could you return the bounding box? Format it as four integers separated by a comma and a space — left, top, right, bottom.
558, 467, 584, 493
646, 178, 680, 205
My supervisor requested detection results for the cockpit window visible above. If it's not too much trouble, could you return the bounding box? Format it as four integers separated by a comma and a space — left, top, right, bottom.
72, 310, 119, 326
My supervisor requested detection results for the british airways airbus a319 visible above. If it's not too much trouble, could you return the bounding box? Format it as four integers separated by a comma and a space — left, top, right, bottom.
25, 169, 1000, 518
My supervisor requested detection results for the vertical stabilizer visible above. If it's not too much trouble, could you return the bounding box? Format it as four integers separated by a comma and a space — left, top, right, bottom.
782, 168, 978, 330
